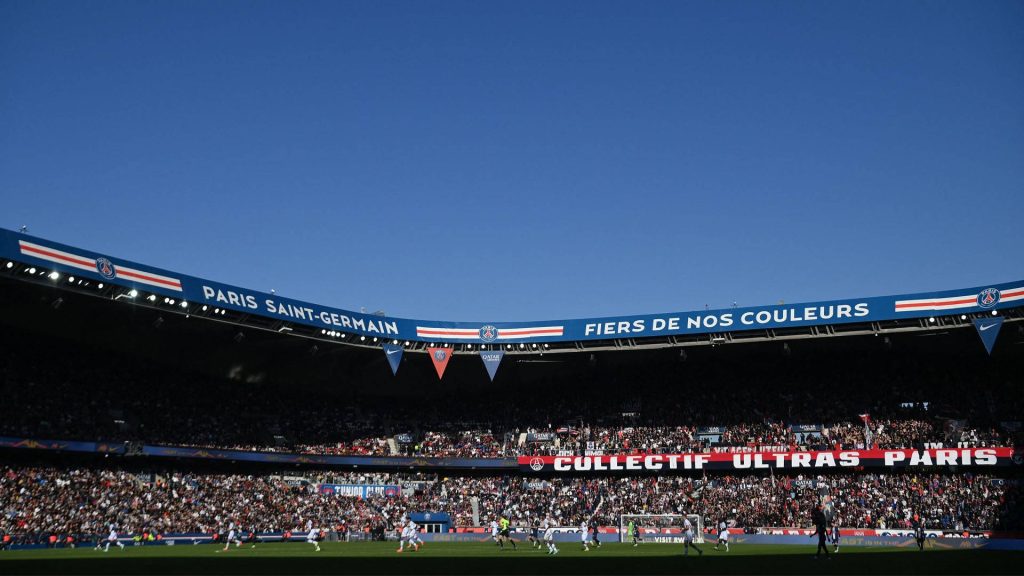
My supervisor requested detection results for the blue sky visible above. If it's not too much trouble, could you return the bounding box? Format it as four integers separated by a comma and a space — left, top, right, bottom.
2, 0, 1021, 322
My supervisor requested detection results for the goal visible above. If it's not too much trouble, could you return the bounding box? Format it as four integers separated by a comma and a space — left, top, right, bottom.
619, 514, 704, 544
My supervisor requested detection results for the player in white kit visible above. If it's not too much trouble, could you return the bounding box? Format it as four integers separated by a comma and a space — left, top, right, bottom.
542, 516, 558, 555
396, 521, 419, 553
714, 520, 729, 552
408, 520, 424, 549
490, 519, 500, 545
99, 526, 125, 552
580, 521, 593, 551
306, 527, 321, 552
683, 518, 702, 556
220, 522, 243, 552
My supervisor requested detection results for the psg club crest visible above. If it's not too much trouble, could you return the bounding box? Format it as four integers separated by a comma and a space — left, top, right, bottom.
434, 349, 448, 362
977, 288, 1000, 309
95, 257, 117, 280
479, 325, 498, 342
529, 457, 544, 472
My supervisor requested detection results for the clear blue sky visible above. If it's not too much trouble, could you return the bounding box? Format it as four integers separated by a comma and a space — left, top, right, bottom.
2, 0, 1021, 322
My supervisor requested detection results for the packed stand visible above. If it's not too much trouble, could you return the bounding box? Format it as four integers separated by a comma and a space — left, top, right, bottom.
1, 465, 1021, 546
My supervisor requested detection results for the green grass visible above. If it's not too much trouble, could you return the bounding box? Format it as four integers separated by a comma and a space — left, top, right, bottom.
1, 541, 1020, 575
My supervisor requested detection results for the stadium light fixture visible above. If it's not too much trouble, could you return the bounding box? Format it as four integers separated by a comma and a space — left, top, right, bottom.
991, 310, 998, 316
928, 317, 935, 323
180, 301, 188, 308
519, 343, 525, 349
128, 290, 138, 298
68, 276, 75, 283
49, 271, 60, 280
360, 336, 366, 341
373, 337, 378, 343
202, 305, 208, 311
506, 344, 512, 350
28, 267, 36, 274
4, 262, 12, 268
404, 341, 410, 346
148, 295, 157, 301
531, 343, 537, 349
97, 283, 104, 289
961, 315, 967, 320
393, 340, 399, 345
466, 344, 473, 350
544, 343, 549, 349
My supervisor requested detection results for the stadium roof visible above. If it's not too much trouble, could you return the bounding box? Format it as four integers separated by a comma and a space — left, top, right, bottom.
1, 227, 1021, 354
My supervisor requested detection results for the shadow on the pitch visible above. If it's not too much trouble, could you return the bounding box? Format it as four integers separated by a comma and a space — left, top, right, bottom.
0, 550, 1021, 575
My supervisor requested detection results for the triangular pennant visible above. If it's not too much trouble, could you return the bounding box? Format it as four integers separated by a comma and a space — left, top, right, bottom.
973, 317, 1003, 355
480, 350, 505, 382
428, 347, 454, 380
383, 343, 404, 375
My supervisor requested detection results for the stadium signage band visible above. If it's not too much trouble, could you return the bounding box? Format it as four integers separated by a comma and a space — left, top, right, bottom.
317, 483, 400, 498
3, 228, 1022, 344
518, 447, 1017, 473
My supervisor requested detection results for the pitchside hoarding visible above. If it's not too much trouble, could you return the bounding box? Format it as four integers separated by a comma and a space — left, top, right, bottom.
2, 228, 1021, 344
518, 447, 1019, 473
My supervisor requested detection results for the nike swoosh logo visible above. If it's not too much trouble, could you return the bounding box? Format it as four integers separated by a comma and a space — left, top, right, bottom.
386, 350, 400, 355
979, 324, 997, 331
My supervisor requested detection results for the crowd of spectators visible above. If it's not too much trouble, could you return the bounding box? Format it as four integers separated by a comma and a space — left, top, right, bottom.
2, 465, 1020, 547
0, 326, 1020, 460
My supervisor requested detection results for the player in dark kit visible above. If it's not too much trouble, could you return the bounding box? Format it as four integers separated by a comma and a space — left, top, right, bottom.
528, 518, 541, 549
809, 506, 830, 559
590, 519, 601, 548
914, 515, 927, 551
243, 528, 259, 549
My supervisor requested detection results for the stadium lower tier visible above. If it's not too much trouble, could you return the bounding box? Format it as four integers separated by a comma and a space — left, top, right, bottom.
1, 464, 1020, 546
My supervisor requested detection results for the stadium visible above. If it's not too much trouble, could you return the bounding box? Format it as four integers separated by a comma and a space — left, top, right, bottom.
0, 227, 1021, 575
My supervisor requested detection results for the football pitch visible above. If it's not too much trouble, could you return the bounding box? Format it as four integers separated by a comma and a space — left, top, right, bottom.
1, 541, 1021, 575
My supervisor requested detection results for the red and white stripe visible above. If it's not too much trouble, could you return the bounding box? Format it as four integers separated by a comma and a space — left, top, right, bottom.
113, 265, 182, 291
18, 241, 97, 273
1000, 288, 1024, 304
894, 287, 1024, 312
416, 326, 564, 340
19, 240, 182, 292
492, 326, 564, 339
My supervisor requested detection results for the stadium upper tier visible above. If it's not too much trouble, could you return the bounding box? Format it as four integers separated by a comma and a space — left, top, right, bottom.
0, 312, 1020, 464
2, 227, 1022, 352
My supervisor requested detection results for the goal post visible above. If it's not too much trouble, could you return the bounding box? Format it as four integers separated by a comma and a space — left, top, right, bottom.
619, 514, 704, 544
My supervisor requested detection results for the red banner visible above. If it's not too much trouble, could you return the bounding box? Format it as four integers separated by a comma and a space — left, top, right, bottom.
519, 447, 1018, 473
428, 347, 453, 380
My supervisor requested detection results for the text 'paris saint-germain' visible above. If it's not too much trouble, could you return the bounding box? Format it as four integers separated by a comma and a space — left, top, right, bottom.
201, 286, 399, 334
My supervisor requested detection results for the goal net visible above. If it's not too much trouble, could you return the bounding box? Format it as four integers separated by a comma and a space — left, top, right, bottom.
619, 514, 704, 544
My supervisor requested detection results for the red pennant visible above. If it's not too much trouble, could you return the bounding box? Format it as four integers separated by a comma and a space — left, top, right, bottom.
428, 347, 454, 380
